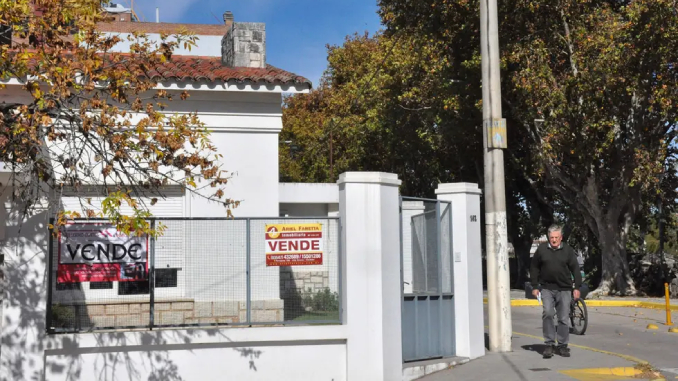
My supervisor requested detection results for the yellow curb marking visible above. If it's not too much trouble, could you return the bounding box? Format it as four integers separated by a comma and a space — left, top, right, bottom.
509, 330, 666, 380
647, 324, 659, 330
510, 330, 649, 365
560, 367, 664, 381
482, 298, 678, 311
668, 327, 678, 333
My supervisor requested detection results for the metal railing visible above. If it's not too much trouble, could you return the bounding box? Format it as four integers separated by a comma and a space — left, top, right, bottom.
47, 217, 341, 334
400, 197, 454, 297
400, 196, 456, 362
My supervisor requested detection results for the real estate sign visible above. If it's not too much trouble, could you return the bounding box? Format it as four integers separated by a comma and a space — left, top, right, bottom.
57, 223, 149, 283
265, 223, 323, 266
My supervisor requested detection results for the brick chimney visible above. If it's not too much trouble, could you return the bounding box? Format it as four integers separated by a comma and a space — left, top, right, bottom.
221, 16, 266, 68
223, 11, 234, 24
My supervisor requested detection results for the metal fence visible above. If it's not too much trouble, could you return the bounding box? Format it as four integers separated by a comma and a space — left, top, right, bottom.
400, 197, 455, 362
47, 217, 341, 334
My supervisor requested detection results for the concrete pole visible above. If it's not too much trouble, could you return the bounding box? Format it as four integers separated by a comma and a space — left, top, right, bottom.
480, 0, 512, 352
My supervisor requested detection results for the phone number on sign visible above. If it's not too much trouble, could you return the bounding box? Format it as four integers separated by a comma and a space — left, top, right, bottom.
268, 253, 321, 260
266, 253, 323, 266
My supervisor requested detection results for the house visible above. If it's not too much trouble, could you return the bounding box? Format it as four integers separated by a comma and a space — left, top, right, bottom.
1, 6, 485, 380
0, 9, 349, 380
1, 8, 316, 296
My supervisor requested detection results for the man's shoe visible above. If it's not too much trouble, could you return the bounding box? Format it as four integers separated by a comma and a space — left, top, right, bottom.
543, 345, 554, 359
557, 346, 571, 357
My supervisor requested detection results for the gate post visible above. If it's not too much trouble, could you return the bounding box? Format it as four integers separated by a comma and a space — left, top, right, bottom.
436, 183, 485, 359
338, 172, 402, 380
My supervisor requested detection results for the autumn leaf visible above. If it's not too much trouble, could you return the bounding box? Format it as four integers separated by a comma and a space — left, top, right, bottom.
0, 0, 230, 236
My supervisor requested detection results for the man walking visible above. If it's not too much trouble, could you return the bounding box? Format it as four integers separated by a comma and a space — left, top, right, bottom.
531, 224, 582, 358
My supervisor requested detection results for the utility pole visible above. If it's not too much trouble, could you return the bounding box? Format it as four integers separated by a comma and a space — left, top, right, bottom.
330, 129, 334, 181
658, 196, 667, 280
480, 0, 512, 352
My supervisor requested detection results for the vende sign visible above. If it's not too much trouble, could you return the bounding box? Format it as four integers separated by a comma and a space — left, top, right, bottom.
265, 223, 323, 266
57, 223, 149, 283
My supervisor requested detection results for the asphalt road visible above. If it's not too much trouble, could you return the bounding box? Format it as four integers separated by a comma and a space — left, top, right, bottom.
421, 304, 678, 380
506, 305, 678, 377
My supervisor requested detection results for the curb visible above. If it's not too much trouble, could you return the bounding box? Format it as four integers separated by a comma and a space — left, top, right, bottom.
482, 298, 678, 310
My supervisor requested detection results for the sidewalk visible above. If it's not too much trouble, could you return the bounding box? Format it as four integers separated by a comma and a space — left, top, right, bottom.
419, 343, 662, 381
420, 301, 674, 381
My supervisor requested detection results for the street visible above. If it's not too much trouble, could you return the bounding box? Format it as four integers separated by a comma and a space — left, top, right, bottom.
422, 305, 678, 380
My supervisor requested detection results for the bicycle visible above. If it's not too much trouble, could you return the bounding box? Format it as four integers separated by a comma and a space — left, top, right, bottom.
569, 283, 588, 335
526, 282, 589, 335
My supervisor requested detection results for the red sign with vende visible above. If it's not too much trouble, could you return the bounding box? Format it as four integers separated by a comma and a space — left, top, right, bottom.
57, 223, 149, 283
265, 223, 323, 266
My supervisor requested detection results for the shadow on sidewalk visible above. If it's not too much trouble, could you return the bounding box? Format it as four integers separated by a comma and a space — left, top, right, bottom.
485, 332, 549, 357
521, 344, 550, 356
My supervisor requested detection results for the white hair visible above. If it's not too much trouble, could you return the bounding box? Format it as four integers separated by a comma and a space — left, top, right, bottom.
548, 224, 563, 235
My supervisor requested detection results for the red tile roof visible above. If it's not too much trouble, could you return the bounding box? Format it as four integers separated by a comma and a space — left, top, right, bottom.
7, 53, 311, 88
149, 56, 312, 87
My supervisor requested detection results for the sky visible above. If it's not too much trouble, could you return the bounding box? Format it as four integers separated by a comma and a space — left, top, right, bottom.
128, 0, 383, 88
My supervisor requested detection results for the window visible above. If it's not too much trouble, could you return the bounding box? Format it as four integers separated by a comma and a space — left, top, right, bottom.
0, 25, 11, 46
90, 282, 113, 290
118, 280, 150, 295
116, 269, 178, 295
156, 269, 178, 288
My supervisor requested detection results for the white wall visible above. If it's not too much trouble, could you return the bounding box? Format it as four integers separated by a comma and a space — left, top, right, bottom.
50, 342, 347, 381
279, 183, 339, 204
0, 86, 285, 218
162, 91, 283, 218
191, 131, 279, 218
104, 33, 224, 57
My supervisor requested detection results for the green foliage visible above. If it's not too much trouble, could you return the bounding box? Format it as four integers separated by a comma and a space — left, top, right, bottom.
1, 1, 234, 236
51, 303, 75, 328
302, 288, 339, 312
281, 32, 483, 196
283, 0, 678, 294
377, 0, 678, 294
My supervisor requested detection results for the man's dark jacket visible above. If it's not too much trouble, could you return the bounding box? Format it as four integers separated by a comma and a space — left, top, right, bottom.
530, 242, 582, 291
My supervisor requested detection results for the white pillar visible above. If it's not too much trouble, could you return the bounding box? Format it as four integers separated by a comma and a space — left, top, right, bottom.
436, 183, 485, 359
339, 172, 402, 381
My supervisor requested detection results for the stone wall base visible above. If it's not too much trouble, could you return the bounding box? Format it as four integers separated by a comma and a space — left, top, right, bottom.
51, 299, 285, 329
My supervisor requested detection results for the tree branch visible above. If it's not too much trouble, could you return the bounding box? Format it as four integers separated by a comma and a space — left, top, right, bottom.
560, 8, 579, 77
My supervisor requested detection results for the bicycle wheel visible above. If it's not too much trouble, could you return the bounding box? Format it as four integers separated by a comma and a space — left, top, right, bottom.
570, 299, 588, 335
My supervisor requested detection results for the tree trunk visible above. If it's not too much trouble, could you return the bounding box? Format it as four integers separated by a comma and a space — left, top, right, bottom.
592, 225, 637, 296
513, 239, 532, 288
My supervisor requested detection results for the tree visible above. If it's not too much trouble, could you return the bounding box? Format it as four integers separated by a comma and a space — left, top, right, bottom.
379, 0, 678, 295
1, 0, 233, 235
282, 31, 560, 288
282, 32, 490, 195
